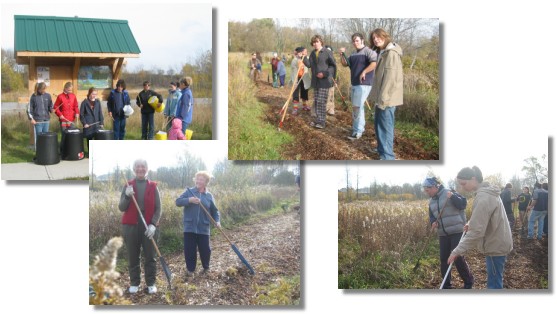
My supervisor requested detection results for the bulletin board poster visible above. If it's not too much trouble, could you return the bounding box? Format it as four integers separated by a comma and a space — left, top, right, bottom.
37, 67, 50, 86
78, 66, 113, 90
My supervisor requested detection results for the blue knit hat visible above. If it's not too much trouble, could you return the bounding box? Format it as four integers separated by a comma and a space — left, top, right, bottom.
422, 177, 440, 188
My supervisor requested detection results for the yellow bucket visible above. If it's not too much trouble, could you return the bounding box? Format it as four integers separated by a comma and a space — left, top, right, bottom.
155, 131, 167, 140
185, 129, 193, 140
155, 102, 165, 113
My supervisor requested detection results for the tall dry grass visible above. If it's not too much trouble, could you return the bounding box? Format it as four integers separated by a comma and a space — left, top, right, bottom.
338, 200, 430, 255
89, 184, 298, 256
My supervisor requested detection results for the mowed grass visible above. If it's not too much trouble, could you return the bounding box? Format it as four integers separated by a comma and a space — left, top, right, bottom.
228, 53, 293, 160
1, 101, 212, 163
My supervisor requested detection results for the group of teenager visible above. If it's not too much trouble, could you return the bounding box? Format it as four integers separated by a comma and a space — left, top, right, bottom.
424, 167, 549, 289
118, 159, 220, 294
250, 28, 403, 160
27, 77, 194, 156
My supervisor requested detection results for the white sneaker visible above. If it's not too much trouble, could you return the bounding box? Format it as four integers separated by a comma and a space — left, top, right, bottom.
147, 285, 157, 294
128, 286, 139, 294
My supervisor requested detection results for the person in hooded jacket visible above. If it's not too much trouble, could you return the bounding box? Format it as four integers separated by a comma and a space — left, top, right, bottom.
369, 28, 404, 160
168, 118, 185, 140
423, 177, 473, 289
107, 79, 130, 140
164, 82, 182, 132
79, 87, 104, 152
176, 77, 194, 135
27, 82, 54, 152
449, 166, 513, 289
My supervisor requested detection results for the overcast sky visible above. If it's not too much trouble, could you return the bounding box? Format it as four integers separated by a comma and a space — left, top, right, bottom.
89, 140, 227, 176
1, 2, 212, 72
335, 135, 549, 188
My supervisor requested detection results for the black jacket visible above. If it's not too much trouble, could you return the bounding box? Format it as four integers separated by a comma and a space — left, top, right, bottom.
136, 90, 163, 114
303, 48, 336, 89
80, 98, 104, 138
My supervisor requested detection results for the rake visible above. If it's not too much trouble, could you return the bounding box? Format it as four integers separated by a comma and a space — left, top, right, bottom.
413, 194, 451, 272
121, 172, 173, 289
185, 188, 255, 275
439, 231, 467, 289
278, 63, 305, 131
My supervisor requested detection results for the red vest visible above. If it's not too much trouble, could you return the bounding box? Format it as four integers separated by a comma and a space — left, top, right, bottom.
121, 179, 157, 225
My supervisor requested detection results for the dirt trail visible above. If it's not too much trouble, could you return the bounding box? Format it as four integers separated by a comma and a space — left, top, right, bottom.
424, 227, 548, 289
255, 76, 438, 160
117, 210, 301, 305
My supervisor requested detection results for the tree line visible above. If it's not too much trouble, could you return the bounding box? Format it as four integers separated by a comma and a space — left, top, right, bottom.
229, 18, 438, 61
1, 48, 212, 98
341, 155, 548, 202
91, 156, 299, 191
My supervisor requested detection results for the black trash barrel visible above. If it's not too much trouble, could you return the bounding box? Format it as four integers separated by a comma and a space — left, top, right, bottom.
94, 129, 114, 140
35, 132, 60, 165
62, 129, 84, 160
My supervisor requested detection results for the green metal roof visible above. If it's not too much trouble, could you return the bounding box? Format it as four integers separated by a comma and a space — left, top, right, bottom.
14, 15, 141, 54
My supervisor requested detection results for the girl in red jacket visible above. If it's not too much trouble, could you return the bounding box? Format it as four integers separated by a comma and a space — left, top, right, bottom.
54, 82, 79, 153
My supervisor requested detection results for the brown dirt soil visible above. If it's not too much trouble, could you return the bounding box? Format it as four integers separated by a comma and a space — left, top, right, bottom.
255, 76, 438, 160
117, 210, 301, 305
424, 225, 549, 289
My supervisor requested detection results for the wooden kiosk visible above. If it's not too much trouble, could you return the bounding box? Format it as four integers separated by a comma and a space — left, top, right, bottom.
14, 15, 140, 145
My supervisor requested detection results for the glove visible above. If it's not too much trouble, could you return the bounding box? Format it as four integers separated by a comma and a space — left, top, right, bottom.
145, 224, 156, 239
125, 186, 134, 197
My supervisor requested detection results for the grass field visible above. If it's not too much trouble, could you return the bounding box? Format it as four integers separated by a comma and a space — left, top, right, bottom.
1, 101, 212, 163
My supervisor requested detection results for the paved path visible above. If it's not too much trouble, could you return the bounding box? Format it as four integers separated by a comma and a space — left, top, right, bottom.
1, 158, 89, 180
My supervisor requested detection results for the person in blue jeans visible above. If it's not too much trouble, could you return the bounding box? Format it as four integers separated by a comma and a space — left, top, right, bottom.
175, 171, 220, 277
449, 166, 513, 289
136, 81, 163, 140
339, 33, 377, 140
369, 28, 404, 160
27, 82, 53, 153
527, 182, 548, 240
176, 77, 194, 134
107, 79, 130, 140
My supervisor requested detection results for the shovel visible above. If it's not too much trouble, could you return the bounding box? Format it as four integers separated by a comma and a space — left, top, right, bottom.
121, 172, 173, 289
185, 188, 255, 275
413, 194, 451, 272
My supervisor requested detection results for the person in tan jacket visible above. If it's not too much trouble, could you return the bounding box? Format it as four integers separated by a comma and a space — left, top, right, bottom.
369, 28, 403, 160
449, 166, 513, 289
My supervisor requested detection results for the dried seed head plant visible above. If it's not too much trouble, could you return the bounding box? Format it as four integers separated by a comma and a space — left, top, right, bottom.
89, 237, 130, 305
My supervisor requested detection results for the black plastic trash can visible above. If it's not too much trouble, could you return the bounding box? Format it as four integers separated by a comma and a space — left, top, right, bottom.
35, 132, 60, 165
62, 129, 84, 160
94, 129, 114, 140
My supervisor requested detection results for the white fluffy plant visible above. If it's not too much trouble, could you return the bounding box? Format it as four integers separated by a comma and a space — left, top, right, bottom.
89, 237, 130, 305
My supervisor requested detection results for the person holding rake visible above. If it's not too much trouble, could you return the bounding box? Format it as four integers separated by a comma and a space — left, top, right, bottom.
449, 166, 513, 289
119, 159, 162, 294
423, 177, 473, 289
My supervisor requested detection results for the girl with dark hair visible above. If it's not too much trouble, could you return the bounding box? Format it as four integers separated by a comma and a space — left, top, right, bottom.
80, 87, 104, 152
448, 166, 513, 289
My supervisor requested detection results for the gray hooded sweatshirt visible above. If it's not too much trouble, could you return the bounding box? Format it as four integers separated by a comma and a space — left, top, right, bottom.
453, 182, 513, 256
